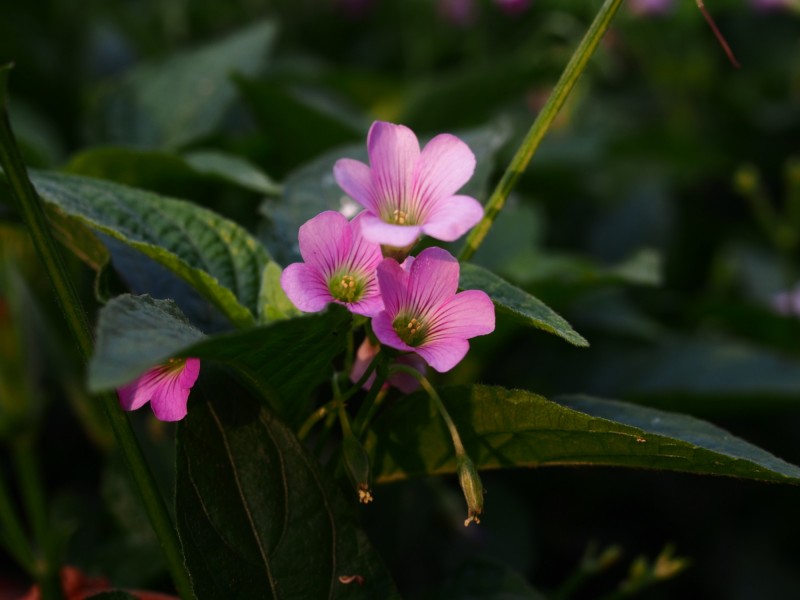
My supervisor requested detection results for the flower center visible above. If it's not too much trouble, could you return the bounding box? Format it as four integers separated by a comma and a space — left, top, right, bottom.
329, 273, 365, 304
391, 209, 409, 225
393, 314, 427, 346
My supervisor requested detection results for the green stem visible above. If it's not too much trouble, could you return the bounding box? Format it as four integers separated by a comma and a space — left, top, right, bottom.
458, 0, 624, 262
0, 468, 35, 573
0, 64, 194, 600
11, 441, 63, 600
352, 355, 389, 438
390, 365, 465, 456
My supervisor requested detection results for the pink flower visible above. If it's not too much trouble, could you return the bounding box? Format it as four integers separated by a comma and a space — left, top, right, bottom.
372, 247, 495, 372
349, 337, 427, 393
117, 358, 200, 422
628, 0, 674, 15
333, 121, 484, 250
281, 211, 384, 317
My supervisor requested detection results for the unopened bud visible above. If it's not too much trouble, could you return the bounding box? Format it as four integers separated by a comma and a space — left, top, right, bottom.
456, 455, 484, 526
342, 434, 373, 504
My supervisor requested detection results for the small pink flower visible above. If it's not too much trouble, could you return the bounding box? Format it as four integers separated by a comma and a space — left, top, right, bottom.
349, 337, 427, 393
628, 0, 674, 15
117, 358, 200, 422
372, 247, 495, 372
333, 121, 484, 250
281, 211, 384, 317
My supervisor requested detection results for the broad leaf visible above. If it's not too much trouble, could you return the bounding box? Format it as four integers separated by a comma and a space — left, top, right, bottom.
177, 372, 399, 599
33, 171, 270, 327
88, 21, 277, 148
89, 295, 351, 427
460, 262, 589, 347
65, 146, 281, 196
367, 385, 800, 485
183, 150, 282, 195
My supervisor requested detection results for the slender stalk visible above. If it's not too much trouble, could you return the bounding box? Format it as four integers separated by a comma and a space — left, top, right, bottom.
0, 64, 194, 600
0, 468, 35, 573
458, 0, 624, 262
352, 355, 388, 438
11, 441, 63, 600
392, 367, 466, 455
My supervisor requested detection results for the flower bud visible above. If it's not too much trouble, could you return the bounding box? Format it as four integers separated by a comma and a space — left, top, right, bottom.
342, 433, 373, 504
456, 455, 484, 526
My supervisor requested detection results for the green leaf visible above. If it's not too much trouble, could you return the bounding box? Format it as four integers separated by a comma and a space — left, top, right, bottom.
236, 76, 366, 174
32, 171, 270, 327
257, 261, 300, 323
88, 295, 206, 392
367, 385, 800, 485
459, 262, 589, 347
183, 150, 282, 195
176, 372, 399, 599
89, 295, 351, 427
89, 21, 277, 148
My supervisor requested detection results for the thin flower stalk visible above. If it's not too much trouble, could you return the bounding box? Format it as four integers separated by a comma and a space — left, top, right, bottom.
458, 0, 625, 262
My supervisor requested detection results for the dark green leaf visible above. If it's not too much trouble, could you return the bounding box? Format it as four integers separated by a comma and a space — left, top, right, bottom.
183, 150, 282, 195
89, 21, 277, 148
176, 372, 399, 599
64, 146, 281, 196
460, 262, 588, 347
33, 171, 270, 327
367, 385, 800, 485
89, 295, 351, 427
236, 76, 366, 174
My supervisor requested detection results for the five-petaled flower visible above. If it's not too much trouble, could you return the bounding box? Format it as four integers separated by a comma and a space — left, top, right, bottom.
281, 211, 384, 317
372, 247, 495, 372
333, 121, 484, 251
117, 358, 200, 422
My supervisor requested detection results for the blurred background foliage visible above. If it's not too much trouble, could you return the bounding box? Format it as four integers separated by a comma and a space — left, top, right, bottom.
1, 0, 800, 598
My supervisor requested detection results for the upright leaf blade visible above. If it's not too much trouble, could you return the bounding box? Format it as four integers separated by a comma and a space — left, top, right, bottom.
176, 373, 399, 600
89, 21, 277, 149
367, 385, 800, 485
459, 262, 589, 347
33, 171, 270, 327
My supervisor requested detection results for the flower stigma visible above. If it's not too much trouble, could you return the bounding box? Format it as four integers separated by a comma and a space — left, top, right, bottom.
393, 314, 427, 346
329, 272, 365, 303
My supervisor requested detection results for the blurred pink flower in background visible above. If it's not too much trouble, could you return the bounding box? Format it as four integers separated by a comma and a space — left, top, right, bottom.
628, 0, 675, 15
349, 337, 427, 393
438, 0, 477, 26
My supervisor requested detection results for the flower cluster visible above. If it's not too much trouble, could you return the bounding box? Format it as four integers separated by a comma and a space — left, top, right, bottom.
284, 120, 495, 384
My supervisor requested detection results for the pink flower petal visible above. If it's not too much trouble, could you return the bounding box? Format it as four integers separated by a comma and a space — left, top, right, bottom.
333, 159, 378, 213
407, 247, 460, 312
367, 122, 420, 214
117, 359, 200, 422
149, 374, 190, 422
376, 257, 410, 318
359, 213, 422, 247
416, 337, 470, 373
297, 211, 351, 272
372, 311, 414, 352
280, 263, 332, 313
427, 290, 496, 340
421, 195, 484, 242
412, 133, 476, 213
